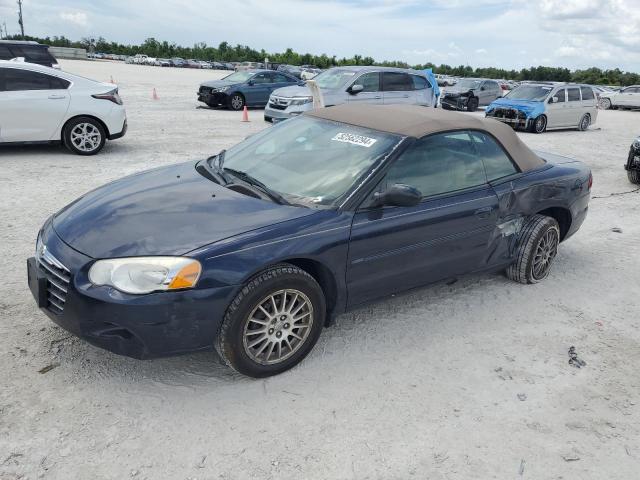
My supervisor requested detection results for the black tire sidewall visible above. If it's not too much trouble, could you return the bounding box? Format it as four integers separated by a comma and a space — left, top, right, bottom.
525, 222, 560, 283
467, 97, 478, 112
579, 114, 590, 131
219, 268, 325, 377
63, 117, 106, 155
534, 115, 547, 134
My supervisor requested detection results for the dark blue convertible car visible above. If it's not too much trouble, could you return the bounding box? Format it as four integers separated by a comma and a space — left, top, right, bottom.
197, 69, 300, 110
28, 104, 591, 377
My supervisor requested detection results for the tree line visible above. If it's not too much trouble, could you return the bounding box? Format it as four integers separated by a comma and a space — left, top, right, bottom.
7, 34, 639, 86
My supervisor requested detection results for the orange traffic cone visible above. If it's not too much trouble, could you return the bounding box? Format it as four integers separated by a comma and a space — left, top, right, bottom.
241, 106, 249, 122
152, 88, 159, 100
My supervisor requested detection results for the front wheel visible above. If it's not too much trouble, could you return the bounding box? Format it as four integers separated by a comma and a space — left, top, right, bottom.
62, 117, 106, 155
228, 93, 245, 111
215, 264, 326, 377
506, 215, 560, 284
531, 115, 547, 134
628, 169, 640, 184
466, 97, 479, 112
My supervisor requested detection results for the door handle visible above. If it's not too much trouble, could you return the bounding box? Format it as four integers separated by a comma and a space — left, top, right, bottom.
474, 206, 493, 219
402, 94, 409, 98
48, 95, 67, 100
374, 96, 382, 99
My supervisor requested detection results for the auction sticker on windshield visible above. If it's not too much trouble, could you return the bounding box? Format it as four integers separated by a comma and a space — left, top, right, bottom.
332, 132, 378, 148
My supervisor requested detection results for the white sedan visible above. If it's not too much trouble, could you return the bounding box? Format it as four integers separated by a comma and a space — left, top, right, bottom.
599, 85, 640, 110
0, 60, 127, 155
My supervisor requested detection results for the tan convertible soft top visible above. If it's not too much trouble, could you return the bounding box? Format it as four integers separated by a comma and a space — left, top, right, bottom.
305, 103, 545, 172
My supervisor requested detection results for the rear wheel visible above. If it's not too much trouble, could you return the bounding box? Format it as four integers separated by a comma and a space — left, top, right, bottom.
62, 116, 106, 155
506, 215, 560, 284
628, 169, 640, 184
215, 264, 326, 377
578, 113, 590, 131
467, 97, 479, 112
228, 93, 245, 111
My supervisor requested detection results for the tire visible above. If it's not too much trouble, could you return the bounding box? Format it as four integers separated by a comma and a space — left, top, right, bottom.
599, 98, 612, 110
62, 116, 106, 155
228, 93, 245, 111
628, 169, 640, 184
215, 264, 326, 378
506, 215, 560, 284
466, 97, 479, 112
530, 115, 547, 134
578, 113, 590, 131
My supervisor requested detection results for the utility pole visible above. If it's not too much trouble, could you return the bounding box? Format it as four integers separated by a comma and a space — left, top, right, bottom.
17, 0, 24, 39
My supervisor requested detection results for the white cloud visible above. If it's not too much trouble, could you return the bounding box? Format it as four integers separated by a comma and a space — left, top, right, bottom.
475, 48, 488, 54
59, 12, 88, 27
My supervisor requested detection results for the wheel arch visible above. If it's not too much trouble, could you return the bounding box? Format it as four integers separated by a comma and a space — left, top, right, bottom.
536, 206, 572, 241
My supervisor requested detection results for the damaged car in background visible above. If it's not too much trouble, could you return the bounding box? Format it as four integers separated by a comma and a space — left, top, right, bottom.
485, 83, 598, 133
626, 135, 640, 184
27, 104, 591, 378
440, 78, 502, 112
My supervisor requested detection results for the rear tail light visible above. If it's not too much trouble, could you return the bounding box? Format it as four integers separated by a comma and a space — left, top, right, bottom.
92, 88, 123, 105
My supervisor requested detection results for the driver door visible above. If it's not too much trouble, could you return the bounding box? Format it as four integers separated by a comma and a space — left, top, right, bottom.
243, 72, 272, 106
346, 72, 383, 104
346, 131, 499, 306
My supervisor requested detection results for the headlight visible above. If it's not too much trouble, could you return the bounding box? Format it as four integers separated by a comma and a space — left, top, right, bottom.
215, 86, 230, 92
289, 97, 312, 106
88, 257, 201, 295
633, 138, 640, 149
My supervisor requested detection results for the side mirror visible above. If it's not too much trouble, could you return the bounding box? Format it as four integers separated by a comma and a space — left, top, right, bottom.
349, 84, 364, 95
247, 80, 254, 86
480, 86, 486, 91
372, 184, 422, 208
549, 96, 558, 103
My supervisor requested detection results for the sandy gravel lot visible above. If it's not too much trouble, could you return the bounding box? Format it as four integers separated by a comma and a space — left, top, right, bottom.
1, 59, 639, 480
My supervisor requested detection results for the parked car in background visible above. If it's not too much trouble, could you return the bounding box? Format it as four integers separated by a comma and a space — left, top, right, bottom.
198, 69, 300, 110
145, 57, 161, 66
170, 58, 186, 68
158, 58, 171, 67
0, 60, 127, 155
626, 136, 640, 184
278, 64, 303, 78
27, 104, 591, 377
131, 54, 148, 65
197, 61, 212, 69
441, 78, 502, 111
598, 85, 640, 110
236, 61, 262, 71
0, 40, 59, 69
300, 68, 322, 80
265, 66, 435, 122
485, 83, 597, 133
183, 59, 200, 69
434, 74, 456, 87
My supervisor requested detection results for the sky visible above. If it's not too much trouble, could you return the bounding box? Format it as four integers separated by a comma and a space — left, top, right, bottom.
1, 0, 639, 71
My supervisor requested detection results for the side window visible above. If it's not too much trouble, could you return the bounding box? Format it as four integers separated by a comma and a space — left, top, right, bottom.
384, 131, 487, 198
354, 72, 380, 92
382, 72, 413, 91
271, 73, 289, 83
580, 86, 594, 100
469, 131, 518, 181
252, 73, 271, 84
2, 68, 66, 91
0, 46, 12, 60
567, 88, 581, 101
412, 75, 429, 90
553, 88, 566, 103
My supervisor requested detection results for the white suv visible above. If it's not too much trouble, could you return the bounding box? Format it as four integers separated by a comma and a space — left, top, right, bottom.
599, 85, 640, 110
0, 60, 127, 155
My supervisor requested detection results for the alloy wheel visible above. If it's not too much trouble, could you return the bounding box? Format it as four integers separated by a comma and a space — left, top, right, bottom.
231, 95, 244, 110
70, 123, 102, 153
532, 228, 559, 280
242, 289, 314, 365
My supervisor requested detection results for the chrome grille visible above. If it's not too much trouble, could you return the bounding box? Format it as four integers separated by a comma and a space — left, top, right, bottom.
37, 247, 71, 315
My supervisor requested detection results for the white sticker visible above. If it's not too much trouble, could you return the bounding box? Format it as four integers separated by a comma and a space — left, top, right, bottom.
331, 132, 378, 148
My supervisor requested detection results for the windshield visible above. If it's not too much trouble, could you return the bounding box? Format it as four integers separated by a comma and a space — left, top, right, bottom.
505, 85, 553, 101
455, 79, 482, 89
219, 116, 402, 206
312, 69, 358, 89
223, 71, 254, 83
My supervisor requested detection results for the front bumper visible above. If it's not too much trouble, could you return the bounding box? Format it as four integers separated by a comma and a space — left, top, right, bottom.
264, 100, 312, 122
28, 223, 238, 359
197, 90, 229, 106
624, 146, 640, 171
485, 108, 531, 130
441, 95, 469, 111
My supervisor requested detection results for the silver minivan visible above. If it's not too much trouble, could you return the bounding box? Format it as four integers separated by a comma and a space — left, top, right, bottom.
264, 66, 435, 122
485, 83, 598, 133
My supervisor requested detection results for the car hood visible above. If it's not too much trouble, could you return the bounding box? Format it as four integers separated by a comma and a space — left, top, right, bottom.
271, 85, 320, 98
486, 98, 544, 116
52, 162, 316, 258
200, 79, 239, 88
444, 86, 475, 96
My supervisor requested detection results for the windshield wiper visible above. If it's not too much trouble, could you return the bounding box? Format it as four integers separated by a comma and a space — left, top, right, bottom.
223, 168, 291, 206
198, 150, 228, 184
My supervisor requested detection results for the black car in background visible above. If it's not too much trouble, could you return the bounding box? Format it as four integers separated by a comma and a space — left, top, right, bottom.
170, 57, 186, 68
277, 64, 303, 78
0, 40, 59, 68
626, 136, 640, 184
